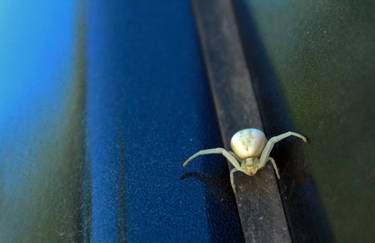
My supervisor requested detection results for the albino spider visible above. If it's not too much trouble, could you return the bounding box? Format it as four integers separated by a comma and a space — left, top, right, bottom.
182, 128, 307, 189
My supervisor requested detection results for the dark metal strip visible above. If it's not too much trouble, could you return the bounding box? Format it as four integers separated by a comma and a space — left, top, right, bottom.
191, 0, 291, 242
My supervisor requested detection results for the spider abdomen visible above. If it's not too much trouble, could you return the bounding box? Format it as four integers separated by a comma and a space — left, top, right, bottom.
230, 128, 267, 159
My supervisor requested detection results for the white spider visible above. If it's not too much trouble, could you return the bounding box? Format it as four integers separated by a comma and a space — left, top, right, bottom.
182, 128, 307, 190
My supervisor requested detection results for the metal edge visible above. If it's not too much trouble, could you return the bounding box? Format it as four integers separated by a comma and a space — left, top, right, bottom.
191, 0, 292, 242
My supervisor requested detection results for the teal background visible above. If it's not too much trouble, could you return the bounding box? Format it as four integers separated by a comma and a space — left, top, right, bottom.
0, 1, 86, 241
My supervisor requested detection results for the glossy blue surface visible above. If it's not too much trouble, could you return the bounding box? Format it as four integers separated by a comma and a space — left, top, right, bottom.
0, 0, 243, 242
86, 0, 243, 242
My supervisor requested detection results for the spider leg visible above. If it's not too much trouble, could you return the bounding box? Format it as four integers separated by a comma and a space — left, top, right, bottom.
182, 148, 242, 171
230, 168, 240, 192
268, 157, 280, 179
259, 131, 307, 168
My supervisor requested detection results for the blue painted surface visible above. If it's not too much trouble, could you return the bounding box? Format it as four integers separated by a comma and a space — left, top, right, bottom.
86, 0, 243, 242
0, 0, 243, 241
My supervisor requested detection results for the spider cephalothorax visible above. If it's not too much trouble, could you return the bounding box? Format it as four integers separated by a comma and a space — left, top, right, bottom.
182, 128, 307, 190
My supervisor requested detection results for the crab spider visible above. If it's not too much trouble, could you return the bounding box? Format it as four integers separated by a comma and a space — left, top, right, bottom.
182, 128, 307, 190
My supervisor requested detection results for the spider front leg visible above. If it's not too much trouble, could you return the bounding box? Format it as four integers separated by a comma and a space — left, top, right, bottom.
258, 131, 307, 177
268, 157, 280, 179
182, 148, 242, 171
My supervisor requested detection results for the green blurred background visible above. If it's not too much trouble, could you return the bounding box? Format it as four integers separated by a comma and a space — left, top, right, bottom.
234, 0, 375, 242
